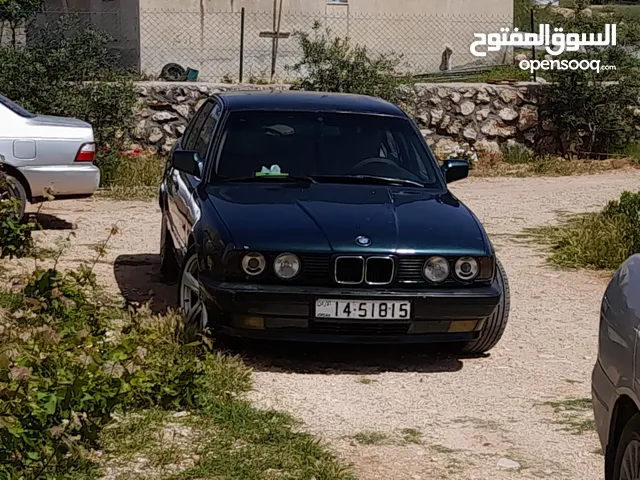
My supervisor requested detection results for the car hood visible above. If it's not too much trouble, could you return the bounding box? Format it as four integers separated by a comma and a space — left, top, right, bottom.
206, 183, 489, 255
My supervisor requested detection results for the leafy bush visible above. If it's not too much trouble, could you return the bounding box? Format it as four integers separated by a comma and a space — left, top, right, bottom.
288, 21, 412, 105
0, 261, 251, 478
537, 2, 640, 157
531, 190, 640, 269
0, 15, 137, 184
0, 172, 35, 258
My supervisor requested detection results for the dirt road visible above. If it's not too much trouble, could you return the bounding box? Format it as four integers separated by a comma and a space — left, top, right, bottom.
15, 170, 640, 480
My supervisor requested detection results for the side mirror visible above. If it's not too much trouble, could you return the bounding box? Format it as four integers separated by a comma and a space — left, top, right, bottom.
441, 159, 469, 184
171, 150, 202, 178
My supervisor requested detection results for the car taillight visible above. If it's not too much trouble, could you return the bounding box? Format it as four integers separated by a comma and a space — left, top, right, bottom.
75, 142, 96, 162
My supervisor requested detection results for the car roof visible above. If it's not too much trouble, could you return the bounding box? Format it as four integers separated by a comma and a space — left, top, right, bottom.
215, 90, 407, 117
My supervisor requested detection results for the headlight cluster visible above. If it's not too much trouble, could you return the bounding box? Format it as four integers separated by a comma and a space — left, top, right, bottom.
241, 252, 301, 279
423, 256, 480, 283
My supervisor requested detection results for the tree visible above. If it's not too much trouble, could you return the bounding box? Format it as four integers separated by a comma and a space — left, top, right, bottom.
0, 0, 43, 47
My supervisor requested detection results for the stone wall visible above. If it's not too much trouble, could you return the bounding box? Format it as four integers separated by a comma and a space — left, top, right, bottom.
132, 81, 543, 158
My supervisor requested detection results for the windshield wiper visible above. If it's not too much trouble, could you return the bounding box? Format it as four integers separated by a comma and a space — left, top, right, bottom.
216, 175, 316, 184
311, 175, 425, 188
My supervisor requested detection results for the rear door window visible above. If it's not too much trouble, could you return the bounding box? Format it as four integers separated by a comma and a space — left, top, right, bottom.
0, 95, 35, 118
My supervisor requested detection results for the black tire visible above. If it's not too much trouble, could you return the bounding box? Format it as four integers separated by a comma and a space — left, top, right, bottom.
160, 215, 179, 280
0, 172, 28, 222
458, 258, 511, 355
612, 413, 640, 480
160, 63, 187, 82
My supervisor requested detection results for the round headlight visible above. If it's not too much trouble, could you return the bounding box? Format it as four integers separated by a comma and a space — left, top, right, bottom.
273, 253, 301, 279
454, 257, 479, 281
423, 256, 450, 283
242, 252, 266, 276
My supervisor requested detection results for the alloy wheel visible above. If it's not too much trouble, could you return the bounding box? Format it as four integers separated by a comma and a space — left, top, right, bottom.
179, 254, 208, 329
620, 439, 640, 480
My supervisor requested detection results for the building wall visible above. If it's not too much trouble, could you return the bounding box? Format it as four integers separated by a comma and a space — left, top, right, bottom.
43, 0, 141, 69
136, 0, 513, 81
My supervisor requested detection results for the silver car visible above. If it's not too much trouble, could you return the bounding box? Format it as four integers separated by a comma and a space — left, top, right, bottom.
592, 254, 640, 480
0, 94, 100, 218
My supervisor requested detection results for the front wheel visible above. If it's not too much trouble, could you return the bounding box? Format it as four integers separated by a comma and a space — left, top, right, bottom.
178, 248, 209, 330
458, 258, 510, 355
612, 413, 640, 480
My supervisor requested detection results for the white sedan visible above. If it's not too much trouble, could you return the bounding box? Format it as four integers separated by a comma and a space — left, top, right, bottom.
0, 94, 100, 219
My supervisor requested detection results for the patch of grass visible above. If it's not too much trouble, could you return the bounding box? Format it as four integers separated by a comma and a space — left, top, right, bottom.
352, 431, 389, 446
544, 397, 596, 435
565, 379, 582, 385
471, 156, 636, 178
400, 428, 423, 445
178, 405, 354, 480
99, 153, 164, 200
357, 377, 376, 385
524, 190, 640, 270
501, 144, 538, 164
545, 398, 592, 412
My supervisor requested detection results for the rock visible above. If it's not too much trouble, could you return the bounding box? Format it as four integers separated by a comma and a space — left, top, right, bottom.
417, 112, 431, 127
481, 119, 516, 138
162, 138, 175, 153
430, 108, 444, 125
476, 106, 491, 121
549, 6, 575, 18
434, 138, 461, 159
475, 139, 501, 154
173, 411, 190, 418
499, 88, 519, 104
498, 107, 518, 121
450, 92, 461, 103
437, 87, 449, 99
172, 104, 191, 118
541, 119, 554, 131
518, 106, 538, 131
515, 53, 530, 63
462, 87, 477, 98
152, 111, 177, 122
149, 127, 163, 144
463, 125, 478, 140
176, 124, 186, 135
477, 89, 491, 103
420, 128, 433, 137
460, 101, 475, 116
497, 458, 521, 470
446, 120, 462, 135
163, 124, 174, 134
132, 119, 147, 140
580, 7, 592, 17
440, 115, 451, 130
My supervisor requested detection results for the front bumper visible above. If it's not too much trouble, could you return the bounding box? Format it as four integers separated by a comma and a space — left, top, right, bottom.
200, 278, 501, 344
19, 164, 100, 200
592, 359, 615, 451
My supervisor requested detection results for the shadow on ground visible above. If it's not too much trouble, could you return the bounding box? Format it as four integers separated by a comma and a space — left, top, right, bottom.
228, 339, 469, 374
114, 253, 177, 314
114, 254, 473, 374
31, 213, 75, 231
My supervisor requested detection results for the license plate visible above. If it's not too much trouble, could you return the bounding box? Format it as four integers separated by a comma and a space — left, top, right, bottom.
315, 299, 411, 320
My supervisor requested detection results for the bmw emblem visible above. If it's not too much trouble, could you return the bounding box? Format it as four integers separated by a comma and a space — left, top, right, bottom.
355, 235, 372, 247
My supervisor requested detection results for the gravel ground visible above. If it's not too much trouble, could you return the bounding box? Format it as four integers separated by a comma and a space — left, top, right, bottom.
10, 170, 640, 480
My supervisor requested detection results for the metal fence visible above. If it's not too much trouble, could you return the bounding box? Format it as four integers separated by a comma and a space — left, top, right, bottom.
1, 9, 514, 83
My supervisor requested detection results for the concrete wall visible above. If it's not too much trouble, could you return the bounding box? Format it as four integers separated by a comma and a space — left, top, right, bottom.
43, 0, 141, 69
136, 0, 513, 81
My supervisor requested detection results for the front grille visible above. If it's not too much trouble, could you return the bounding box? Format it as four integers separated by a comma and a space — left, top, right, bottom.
365, 257, 394, 285
396, 257, 426, 283
334, 256, 365, 284
310, 320, 410, 336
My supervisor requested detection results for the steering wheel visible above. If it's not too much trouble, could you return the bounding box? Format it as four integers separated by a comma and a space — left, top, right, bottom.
350, 157, 400, 172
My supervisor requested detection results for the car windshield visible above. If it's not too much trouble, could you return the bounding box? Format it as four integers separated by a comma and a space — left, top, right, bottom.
0, 94, 35, 119
213, 111, 439, 186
